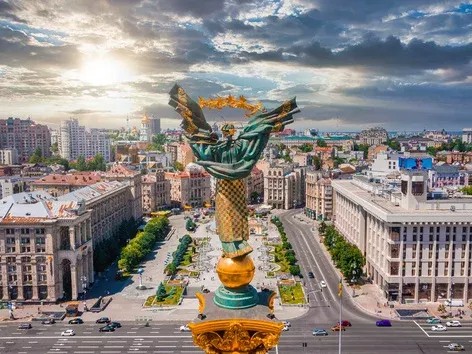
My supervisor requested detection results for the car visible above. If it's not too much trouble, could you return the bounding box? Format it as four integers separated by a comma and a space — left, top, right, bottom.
282, 321, 291, 327
18, 323, 32, 329
376, 320, 392, 327
308, 272, 315, 279
282, 325, 289, 331
180, 324, 190, 332
426, 317, 441, 324
68, 318, 84, 324
320, 280, 327, 288
331, 324, 346, 331
431, 324, 447, 331
61, 329, 75, 336
312, 328, 328, 336
109, 322, 122, 328
448, 343, 465, 351
96, 317, 111, 324
337, 320, 352, 327
446, 320, 462, 327
99, 325, 115, 332
41, 319, 56, 325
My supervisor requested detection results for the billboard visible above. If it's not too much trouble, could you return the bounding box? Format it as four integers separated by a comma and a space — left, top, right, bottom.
398, 157, 432, 170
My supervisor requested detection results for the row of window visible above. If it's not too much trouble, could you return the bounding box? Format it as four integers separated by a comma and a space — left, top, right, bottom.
5, 228, 45, 235
5, 237, 45, 244
5, 245, 46, 253
4, 273, 47, 283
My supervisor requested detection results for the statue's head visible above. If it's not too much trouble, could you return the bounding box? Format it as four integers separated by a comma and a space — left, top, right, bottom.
222, 123, 236, 138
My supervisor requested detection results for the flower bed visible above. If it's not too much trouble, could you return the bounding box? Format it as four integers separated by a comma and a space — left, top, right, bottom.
143, 284, 184, 307
278, 282, 306, 305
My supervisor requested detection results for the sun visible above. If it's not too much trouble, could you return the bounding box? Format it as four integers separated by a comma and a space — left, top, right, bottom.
80, 57, 131, 86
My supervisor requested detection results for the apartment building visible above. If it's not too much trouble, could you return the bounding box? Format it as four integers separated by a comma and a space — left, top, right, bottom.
141, 170, 171, 214
245, 166, 264, 202
165, 163, 211, 208
463, 128, 472, 144
0, 193, 93, 302
332, 170, 472, 304
31, 173, 103, 197
264, 164, 305, 209
0, 178, 26, 199
58, 118, 111, 162
0, 118, 51, 163
0, 149, 19, 165
359, 127, 389, 146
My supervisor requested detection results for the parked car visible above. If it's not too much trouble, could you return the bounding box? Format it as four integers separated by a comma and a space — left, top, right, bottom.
448, 343, 465, 351
18, 323, 32, 329
99, 325, 115, 332
308, 272, 315, 279
282, 321, 291, 327
337, 320, 352, 327
61, 329, 75, 336
109, 322, 122, 329
96, 317, 111, 324
331, 324, 346, 331
431, 324, 447, 331
320, 280, 327, 288
68, 318, 84, 324
41, 319, 55, 325
446, 320, 462, 327
376, 320, 392, 327
426, 317, 441, 324
312, 328, 328, 336
180, 324, 190, 332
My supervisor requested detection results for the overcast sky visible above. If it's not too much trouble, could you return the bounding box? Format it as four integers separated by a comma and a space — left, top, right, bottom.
0, 0, 471, 132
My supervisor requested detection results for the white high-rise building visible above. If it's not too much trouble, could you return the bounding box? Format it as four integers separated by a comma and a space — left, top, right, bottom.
59, 118, 111, 162
462, 128, 472, 144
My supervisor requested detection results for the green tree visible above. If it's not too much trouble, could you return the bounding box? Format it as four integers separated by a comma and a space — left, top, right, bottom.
289, 265, 301, 276
29, 147, 44, 164
461, 186, 472, 195
51, 142, 59, 154
148, 133, 168, 151
88, 154, 106, 171
173, 161, 184, 171
75, 155, 87, 171
386, 139, 400, 151
312, 156, 321, 170
316, 139, 327, 147
299, 143, 313, 153
156, 282, 167, 301
426, 146, 437, 157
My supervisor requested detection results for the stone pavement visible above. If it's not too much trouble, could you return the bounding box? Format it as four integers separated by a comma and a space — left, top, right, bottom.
1, 213, 307, 323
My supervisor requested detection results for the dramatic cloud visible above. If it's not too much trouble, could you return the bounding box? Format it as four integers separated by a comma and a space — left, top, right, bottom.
0, 0, 470, 131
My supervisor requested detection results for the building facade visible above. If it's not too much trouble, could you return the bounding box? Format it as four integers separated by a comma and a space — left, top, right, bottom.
305, 170, 322, 219
0, 149, 19, 165
264, 164, 305, 209
245, 167, 264, 203
58, 118, 111, 162
0, 194, 93, 302
31, 173, 103, 197
0, 118, 51, 163
141, 170, 171, 214
463, 128, 472, 144
332, 171, 472, 304
0, 178, 26, 199
359, 127, 389, 146
165, 163, 211, 208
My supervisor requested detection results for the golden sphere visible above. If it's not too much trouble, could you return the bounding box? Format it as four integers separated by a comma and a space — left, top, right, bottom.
216, 256, 255, 289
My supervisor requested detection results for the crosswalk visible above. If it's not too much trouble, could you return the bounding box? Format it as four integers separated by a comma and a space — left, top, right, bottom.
414, 320, 472, 338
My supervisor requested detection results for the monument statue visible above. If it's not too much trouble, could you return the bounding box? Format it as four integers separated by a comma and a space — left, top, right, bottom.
169, 84, 300, 258
168, 84, 300, 353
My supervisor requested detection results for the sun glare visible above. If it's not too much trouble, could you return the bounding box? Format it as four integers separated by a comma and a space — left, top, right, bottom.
80, 57, 131, 86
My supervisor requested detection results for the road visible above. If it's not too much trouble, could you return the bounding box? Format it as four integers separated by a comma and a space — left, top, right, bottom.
1, 209, 471, 354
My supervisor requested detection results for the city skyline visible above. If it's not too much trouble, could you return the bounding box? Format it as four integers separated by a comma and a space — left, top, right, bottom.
0, 0, 471, 131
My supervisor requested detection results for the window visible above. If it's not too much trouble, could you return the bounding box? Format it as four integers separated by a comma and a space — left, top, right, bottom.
21, 245, 31, 253
23, 274, 32, 283
20, 228, 30, 234
6, 246, 16, 253
20, 237, 30, 244
6, 256, 15, 263
6, 228, 14, 234
38, 274, 47, 282
37, 264, 47, 272
36, 246, 46, 253
23, 265, 32, 272
35, 237, 45, 245
6, 237, 15, 244
35, 228, 45, 234
8, 274, 17, 282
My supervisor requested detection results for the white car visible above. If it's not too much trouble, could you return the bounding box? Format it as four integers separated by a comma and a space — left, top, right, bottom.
179, 325, 190, 332
431, 324, 447, 331
282, 320, 291, 327
446, 320, 462, 327
282, 325, 289, 331
61, 329, 75, 336
320, 280, 327, 288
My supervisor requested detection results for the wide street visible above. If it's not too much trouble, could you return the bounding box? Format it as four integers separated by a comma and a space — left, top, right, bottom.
2, 209, 472, 353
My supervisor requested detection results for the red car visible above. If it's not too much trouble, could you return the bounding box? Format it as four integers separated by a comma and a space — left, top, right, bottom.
337, 320, 352, 327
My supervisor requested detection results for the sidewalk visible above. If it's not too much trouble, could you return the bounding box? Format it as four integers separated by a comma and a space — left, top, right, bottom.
295, 211, 472, 320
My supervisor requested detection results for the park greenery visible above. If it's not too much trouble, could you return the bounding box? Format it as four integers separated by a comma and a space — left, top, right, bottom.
461, 186, 472, 195
147, 133, 168, 152
94, 218, 136, 273
69, 154, 107, 171
319, 222, 365, 283
28, 147, 70, 169
144, 282, 184, 307
185, 218, 196, 231
117, 216, 170, 273
164, 234, 193, 276
278, 282, 306, 305
271, 216, 301, 276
